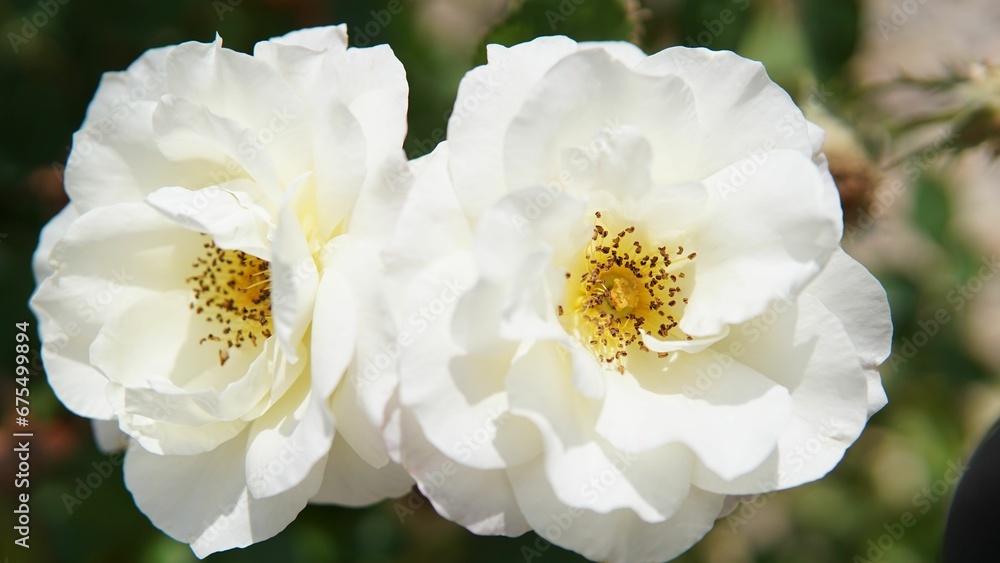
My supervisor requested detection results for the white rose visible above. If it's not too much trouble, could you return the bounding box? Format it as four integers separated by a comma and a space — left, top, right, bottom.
30, 26, 413, 557
383, 37, 892, 563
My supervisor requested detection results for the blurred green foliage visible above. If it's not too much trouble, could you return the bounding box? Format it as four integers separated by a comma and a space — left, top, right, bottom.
0, 0, 994, 562
677, 0, 753, 53
797, 0, 861, 81
477, 0, 632, 64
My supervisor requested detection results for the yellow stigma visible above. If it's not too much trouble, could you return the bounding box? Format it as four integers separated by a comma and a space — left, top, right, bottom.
609, 277, 639, 311
559, 212, 696, 374
186, 238, 272, 366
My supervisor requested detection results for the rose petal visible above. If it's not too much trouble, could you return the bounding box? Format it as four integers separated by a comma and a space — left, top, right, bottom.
124, 433, 324, 558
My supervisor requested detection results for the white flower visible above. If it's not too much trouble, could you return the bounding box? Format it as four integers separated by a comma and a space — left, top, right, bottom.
30, 26, 413, 557
383, 37, 892, 563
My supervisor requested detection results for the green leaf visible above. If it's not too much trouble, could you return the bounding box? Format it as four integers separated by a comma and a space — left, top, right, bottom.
797, 0, 860, 80
475, 0, 633, 65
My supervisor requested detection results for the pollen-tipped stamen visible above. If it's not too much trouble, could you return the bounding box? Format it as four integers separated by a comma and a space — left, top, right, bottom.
186, 238, 272, 365
560, 212, 696, 374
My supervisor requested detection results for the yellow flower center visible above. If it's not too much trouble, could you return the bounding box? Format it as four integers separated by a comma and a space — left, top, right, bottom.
186, 238, 272, 366
560, 212, 696, 374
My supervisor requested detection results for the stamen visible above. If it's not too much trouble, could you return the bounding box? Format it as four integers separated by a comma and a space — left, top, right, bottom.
559, 213, 697, 374
186, 237, 272, 365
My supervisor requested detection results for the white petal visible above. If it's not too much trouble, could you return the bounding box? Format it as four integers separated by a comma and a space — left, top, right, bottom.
310, 433, 413, 507
265, 25, 348, 51
30, 272, 114, 419
497, 248, 568, 342
259, 338, 310, 416
579, 41, 648, 67
245, 377, 333, 499
146, 185, 272, 259
346, 152, 412, 245
163, 36, 312, 189
642, 326, 730, 356
32, 203, 79, 283
62, 45, 174, 210
318, 233, 401, 444
120, 339, 275, 427
252, 35, 365, 239
30, 203, 203, 420
681, 149, 842, 336
330, 370, 391, 469
91, 419, 128, 453
453, 186, 590, 356
254, 28, 408, 241
598, 349, 793, 481
82, 44, 172, 126
150, 96, 283, 203
328, 43, 408, 187
387, 406, 530, 536
117, 409, 245, 457
269, 176, 319, 364
804, 248, 892, 414
636, 47, 815, 176
448, 36, 580, 217
398, 255, 542, 470
632, 182, 708, 240
807, 118, 827, 156
562, 127, 654, 200
31, 306, 112, 419
507, 341, 697, 522
89, 289, 263, 457
90, 290, 259, 392
384, 143, 474, 297
473, 186, 589, 283
450, 278, 511, 356
310, 269, 356, 400
64, 99, 182, 211
509, 458, 725, 563
124, 433, 323, 558
692, 292, 871, 494
504, 49, 699, 194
